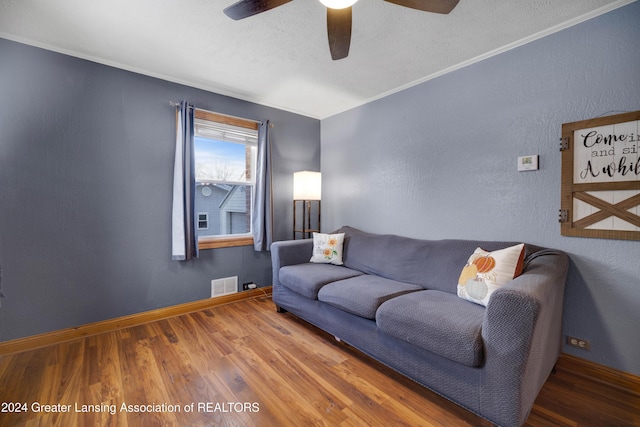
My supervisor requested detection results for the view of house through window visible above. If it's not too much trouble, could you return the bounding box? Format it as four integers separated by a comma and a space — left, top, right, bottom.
193, 110, 259, 247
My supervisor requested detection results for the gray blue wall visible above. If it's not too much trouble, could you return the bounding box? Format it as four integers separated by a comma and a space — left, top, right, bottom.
322, 2, 640, 375
0, 38, 320, 341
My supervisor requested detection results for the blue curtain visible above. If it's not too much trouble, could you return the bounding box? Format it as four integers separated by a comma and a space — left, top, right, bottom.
252, 120, 273, 251
0, 261, 3, 307
171, 101, 198, 260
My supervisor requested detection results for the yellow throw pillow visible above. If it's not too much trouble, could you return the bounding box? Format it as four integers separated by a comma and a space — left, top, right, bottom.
457, 243, 525, 306
310, 233, 345, 265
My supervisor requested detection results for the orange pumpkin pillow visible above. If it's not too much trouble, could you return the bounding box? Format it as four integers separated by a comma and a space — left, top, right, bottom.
457, 244, 525, 307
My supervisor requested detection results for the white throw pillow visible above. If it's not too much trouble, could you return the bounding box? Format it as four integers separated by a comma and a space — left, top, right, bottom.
310, 233, 345, 265
457, 243, 525, 307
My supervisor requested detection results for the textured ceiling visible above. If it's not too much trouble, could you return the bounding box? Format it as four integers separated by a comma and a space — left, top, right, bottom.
0, 0, 633, 118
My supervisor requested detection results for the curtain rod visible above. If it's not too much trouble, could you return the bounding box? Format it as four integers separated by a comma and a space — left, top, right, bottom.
169, 101, 264, 126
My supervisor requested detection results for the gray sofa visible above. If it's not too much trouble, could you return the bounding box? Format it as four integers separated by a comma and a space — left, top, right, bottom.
271, 226, 569, 427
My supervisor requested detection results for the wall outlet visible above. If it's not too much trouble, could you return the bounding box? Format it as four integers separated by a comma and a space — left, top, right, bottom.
242, 282, 257, 291
566, 335, 591, 350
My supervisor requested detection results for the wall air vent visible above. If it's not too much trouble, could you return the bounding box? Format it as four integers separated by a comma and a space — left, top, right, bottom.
211, 276, 238, 297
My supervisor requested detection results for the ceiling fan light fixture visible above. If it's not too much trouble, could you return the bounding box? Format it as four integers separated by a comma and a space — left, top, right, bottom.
224, 0, 459, 60
318, 0, 358, 10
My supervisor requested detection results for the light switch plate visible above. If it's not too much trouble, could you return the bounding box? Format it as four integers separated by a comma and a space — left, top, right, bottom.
518, 155, 539, 171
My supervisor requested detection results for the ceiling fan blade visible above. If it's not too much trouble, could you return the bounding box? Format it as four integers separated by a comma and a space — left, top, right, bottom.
383, 0, 459, 14
223, 0, 293, 20
327, 7, 352, 60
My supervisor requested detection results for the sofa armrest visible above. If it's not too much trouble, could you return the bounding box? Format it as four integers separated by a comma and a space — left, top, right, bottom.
482, 250, 567, 358
480, 249, 568, 426
270, 239, 314, 286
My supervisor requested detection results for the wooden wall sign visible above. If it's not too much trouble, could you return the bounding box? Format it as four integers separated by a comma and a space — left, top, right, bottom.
560, 110, 640, 240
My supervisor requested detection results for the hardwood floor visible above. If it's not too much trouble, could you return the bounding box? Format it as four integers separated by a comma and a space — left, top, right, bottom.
1, 296, 638, 427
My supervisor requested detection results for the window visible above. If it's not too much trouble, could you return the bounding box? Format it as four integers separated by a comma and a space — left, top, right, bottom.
193, 109, 259, 249
197, 213, 209, 230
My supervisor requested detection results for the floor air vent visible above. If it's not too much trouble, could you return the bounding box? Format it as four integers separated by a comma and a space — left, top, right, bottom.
211, 276, 238, 297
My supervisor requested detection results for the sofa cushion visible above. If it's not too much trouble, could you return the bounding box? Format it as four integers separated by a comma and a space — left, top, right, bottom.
457, 243, 525, 306
317, 275, 422, 320
376, 290, 485, 367
338, 226, 524, 294
279, 263, 363, 299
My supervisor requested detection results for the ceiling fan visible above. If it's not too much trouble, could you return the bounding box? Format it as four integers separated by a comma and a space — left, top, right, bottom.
223, 0, 460, 60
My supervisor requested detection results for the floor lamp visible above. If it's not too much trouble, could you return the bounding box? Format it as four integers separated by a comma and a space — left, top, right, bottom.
293, 171, 321, 239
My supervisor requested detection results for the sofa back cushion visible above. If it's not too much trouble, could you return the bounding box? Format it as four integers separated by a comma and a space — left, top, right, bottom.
339, 226, 528, 294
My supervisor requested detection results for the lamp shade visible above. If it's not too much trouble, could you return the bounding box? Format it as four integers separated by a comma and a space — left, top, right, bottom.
293, 171, 321, 200
318, 0, 358, 9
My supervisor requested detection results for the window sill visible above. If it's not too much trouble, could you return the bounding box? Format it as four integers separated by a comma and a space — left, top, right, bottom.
198, 236, 254, 250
